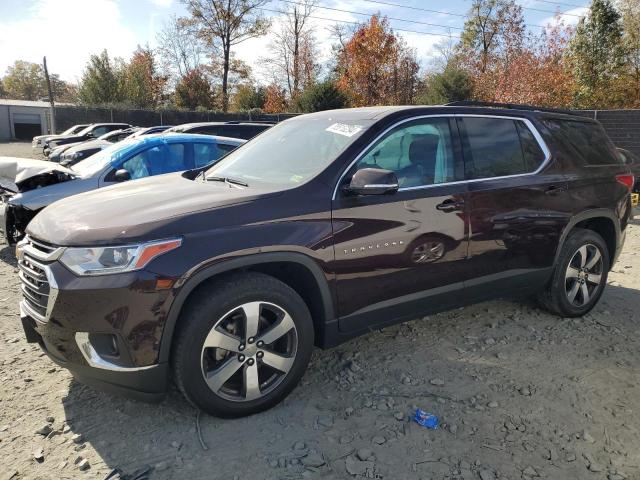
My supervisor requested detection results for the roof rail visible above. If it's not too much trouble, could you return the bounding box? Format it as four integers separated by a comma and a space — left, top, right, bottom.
445, 100, 577, 116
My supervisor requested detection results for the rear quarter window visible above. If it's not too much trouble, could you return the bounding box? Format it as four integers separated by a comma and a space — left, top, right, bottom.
542, 119, 621, 166
460, 117, 547, 179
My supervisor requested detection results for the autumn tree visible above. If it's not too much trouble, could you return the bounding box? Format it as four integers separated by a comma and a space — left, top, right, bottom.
182, 0, 270, 112
617, 0, 640, 106
2, 61, 43, 100
78, 50, 125, 105
295, 81, 348, 112
460, 0, 525, 74
205, 54, 253, 109
489, 21, 575, 107
567, 0, 625, 107
417, 65, 473, 105
121, 46, 167, 108
156, 15, 204, 83
336, 15, 419, 106
263, 83, 287, 113
174, 68, 215, 109
262, 1, 319, 101
232, 83, 265, 111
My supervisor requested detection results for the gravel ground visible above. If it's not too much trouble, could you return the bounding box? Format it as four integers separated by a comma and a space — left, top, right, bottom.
0, 141, 42, 160
1, 140, 640, 480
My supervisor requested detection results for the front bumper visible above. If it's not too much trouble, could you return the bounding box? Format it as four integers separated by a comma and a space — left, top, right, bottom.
21, 312, 168, 401
17, 237, 174, 401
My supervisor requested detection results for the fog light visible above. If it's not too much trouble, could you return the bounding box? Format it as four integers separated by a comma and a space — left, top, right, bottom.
88, 333, 119, 357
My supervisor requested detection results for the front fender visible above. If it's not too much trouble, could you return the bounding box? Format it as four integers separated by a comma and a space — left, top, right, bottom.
157, 251, 336, 363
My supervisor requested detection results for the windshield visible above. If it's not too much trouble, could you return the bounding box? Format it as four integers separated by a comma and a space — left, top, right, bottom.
205, 116, 372, 188
98, 131, 115, 140
62, 126, 82, 135
72, 138, 140, 177
76, 125, 94, 136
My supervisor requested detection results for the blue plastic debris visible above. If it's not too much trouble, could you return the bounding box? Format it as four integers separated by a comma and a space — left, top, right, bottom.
414, 409, 439, 429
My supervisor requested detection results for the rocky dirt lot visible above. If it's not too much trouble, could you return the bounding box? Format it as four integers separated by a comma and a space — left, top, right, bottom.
1, 141, 639, 480
0, 142, 42, 160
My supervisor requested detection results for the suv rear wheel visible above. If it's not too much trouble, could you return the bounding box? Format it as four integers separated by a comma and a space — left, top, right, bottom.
173, 273, 314, 417
538, 228, 609, 317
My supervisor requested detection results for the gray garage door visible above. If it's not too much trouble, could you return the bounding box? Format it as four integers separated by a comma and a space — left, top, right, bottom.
13, 113, 42, 140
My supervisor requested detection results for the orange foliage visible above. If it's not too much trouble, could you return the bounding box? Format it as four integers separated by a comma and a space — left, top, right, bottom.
263, 83, 288, 113
336, 16, 418, 107
474, 23, 576, 107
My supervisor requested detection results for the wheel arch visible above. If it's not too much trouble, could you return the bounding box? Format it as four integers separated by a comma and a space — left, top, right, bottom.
159, 252, 336, 363
555, 209, 620, 265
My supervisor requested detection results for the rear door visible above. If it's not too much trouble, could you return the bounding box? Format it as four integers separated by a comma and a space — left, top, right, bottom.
460, 115, 572, 300
331, 116, 470, 333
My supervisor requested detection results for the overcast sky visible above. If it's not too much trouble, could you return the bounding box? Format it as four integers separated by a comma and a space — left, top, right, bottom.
0, 0, 589, 84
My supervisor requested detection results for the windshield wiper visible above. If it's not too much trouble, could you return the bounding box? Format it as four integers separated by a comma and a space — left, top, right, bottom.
205, 176, 249, 187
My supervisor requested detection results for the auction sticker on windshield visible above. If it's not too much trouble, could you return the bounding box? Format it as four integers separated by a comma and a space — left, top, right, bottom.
326, 123, 363, 137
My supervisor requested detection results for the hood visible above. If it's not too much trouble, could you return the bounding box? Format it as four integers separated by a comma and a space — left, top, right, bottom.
0, 157, 75, 192
66, 139, 111, 153
34, 134, 66, 143
27, 172, 281, 245
47, 134, 87, 147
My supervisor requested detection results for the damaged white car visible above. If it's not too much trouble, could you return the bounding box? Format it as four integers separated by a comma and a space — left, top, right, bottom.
0, 133, 245, 244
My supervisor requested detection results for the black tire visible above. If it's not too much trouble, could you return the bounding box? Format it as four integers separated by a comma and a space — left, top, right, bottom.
538, 228, 610, 317
172, 272, 314, 417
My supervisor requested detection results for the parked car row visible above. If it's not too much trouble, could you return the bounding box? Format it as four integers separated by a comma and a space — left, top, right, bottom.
1, 133, 245, 244
1, 121, 276, 244
7, 104, 636, 419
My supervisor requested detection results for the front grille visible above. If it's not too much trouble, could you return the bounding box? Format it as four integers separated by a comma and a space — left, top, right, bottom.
28, 237, 58, 256
19, 256, 50, 319
18, 236, 62, 322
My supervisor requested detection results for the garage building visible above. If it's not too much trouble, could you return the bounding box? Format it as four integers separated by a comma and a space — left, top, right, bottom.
0, 99, 63, 141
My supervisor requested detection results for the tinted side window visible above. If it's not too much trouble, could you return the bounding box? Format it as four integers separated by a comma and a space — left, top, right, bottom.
460, 118, 545, 179
121, 148, 156, 179
515, 121, 546, 171
116, 144, 189, 179
160, 143, 188, 174
92, 126, 109, 137
194, 143, 222, 168
355, 118, 461, 188
541, 119, 621, 165
217, 143, 237, 154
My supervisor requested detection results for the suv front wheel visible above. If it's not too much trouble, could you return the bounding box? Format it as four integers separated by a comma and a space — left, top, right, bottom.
539, 228, 610, 317
173, 273, 314, 417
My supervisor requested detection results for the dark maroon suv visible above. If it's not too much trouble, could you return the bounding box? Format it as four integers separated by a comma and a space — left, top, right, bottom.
17, 104, 634, 417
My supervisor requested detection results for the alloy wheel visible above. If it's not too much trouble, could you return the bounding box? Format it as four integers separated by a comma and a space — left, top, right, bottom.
565, 244, 604, 307
200, 301, 298, 402
411, 241, 445, 264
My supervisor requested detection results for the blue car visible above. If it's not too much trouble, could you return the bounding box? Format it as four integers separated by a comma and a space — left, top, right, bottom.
0, 133, 245, 243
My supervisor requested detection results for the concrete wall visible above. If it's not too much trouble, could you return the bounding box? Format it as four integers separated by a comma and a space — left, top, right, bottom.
0, 105, 9, 141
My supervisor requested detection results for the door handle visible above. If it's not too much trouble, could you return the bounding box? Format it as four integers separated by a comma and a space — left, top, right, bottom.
544, 184, 568, 195
436, 200, 464, 212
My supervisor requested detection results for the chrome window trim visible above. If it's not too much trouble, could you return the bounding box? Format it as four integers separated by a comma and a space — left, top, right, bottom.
363, 183, 399, 188
332, 113, 552, 200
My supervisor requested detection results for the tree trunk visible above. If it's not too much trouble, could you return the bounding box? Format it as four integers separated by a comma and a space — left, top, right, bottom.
292, 12, 300, 97
222, 40, 230, 112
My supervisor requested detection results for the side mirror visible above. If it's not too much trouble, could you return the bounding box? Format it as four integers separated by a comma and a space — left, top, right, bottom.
346, 168, 399, 195
114, 169, 131, 182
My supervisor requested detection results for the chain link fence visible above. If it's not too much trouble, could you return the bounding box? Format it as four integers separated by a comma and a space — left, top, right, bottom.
53, 106, 298, 132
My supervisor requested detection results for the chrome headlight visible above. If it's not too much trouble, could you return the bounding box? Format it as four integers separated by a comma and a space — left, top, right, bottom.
59, 238, 182, 276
